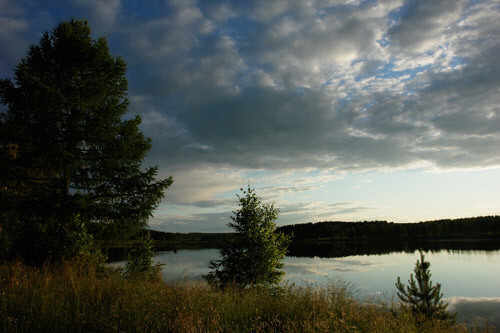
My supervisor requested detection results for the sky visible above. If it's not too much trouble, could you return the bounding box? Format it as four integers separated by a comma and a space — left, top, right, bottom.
1, 0, 500, 232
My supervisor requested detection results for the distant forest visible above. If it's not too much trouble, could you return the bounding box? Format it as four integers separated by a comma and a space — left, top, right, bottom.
277, 216, 500, 241
277, 216, 500, 257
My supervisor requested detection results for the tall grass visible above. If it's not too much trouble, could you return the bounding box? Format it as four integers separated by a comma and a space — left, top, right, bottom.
0, 260, 493, 333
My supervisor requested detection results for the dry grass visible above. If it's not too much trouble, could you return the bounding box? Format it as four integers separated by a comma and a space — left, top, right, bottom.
0, 259, 494, 333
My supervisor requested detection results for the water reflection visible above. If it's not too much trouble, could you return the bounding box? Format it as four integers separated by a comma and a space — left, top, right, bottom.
150, 248, 500, 298
449, 297, 500, 330
156, 249, 218, 282
288, 239, 500, 258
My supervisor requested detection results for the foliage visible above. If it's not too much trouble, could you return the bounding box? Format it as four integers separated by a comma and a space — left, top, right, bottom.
395, 251, 456, 324
0, 260, 484, 333
0, 20, 172, 263
278, 216, 500, 243
0, 227, 11, 261
124, 233, 162, 281
205, 186, 290, 288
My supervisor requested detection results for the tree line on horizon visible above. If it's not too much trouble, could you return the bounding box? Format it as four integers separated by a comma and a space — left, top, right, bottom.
131, 215, 500, 260
277, 216, 500, 243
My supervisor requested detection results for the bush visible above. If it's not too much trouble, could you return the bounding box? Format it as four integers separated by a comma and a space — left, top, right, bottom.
395, 251, 456, 325
205, 186, 290, 288
124, 233, 162, 281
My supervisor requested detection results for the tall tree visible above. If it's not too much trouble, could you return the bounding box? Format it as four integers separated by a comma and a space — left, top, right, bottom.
395, 251, 455, 324
0, 20, 172, 263
205, 186, 290, 288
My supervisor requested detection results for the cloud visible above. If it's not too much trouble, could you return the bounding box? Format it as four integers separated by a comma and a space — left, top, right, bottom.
150, 210, 232, 233
0, 0, 22, 16
203, 3, 236, 22
162, 166, 243, 205
4, 1, 500, 174
173, 199, 235, 209
123, 0, 499, 228
0, 1, 29, 74
116, 0, 500, 177
259, 185, 318, 198
71, 0, 121, 32
150, 197, 376, 233
388, 0, 466, 53
2, 0, 500, 230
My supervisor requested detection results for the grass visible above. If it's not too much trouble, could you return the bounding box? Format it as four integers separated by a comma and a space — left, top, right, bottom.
0, 259, 493, 333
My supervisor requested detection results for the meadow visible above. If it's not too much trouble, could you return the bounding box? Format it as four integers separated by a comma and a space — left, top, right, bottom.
0, 258, 493, 333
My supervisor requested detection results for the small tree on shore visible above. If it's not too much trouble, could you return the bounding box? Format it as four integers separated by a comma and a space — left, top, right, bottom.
205, 186, 290, 288
395, 251, 455, 324
124, 232, 162, 280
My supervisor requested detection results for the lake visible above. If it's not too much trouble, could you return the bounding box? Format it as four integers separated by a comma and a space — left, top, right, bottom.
146, 248, 500, 328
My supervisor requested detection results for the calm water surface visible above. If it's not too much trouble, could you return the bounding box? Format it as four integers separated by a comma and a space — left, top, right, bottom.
153, 249, 500, 299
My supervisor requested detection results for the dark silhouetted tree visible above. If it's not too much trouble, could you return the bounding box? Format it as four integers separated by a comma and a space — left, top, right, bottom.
205, 186, 290, 288
395, 251, 455, 324
0, 20, 172, 263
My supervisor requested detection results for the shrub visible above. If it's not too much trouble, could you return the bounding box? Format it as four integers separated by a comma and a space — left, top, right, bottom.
395, 251, 456, 325
205, 186, 290, 288
124, 233, 162, 281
